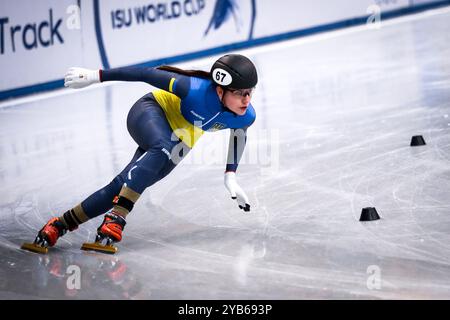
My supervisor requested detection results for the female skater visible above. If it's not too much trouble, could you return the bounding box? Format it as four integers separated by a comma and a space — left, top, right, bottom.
22, 54, 258, 254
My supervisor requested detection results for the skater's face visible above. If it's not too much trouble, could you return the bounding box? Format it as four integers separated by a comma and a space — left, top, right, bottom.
216, 86, 254, 115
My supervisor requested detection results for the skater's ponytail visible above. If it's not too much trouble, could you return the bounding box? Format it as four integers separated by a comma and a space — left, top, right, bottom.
156, 65, 210, 79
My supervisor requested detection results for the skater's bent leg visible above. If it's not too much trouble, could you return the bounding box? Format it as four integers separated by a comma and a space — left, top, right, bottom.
84, 95, 191, 244
109, 145, 172, 219
113, 139, 191, 216
57, 147, 146, 230
88, 140, 190, 246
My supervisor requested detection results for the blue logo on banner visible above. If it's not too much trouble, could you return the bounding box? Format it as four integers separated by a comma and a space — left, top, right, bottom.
93, 0, 257, 69
204, 0, 256, 40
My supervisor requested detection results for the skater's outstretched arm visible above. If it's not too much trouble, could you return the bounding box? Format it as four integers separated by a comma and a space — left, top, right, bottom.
226, 127, 247, 173
100, 67, 190, 98
64, 66, 190, 98
224, 127, 251, 212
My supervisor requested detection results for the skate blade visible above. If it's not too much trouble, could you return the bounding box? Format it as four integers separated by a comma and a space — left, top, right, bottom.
81, 242, 117, 254
21, 242, 48, 254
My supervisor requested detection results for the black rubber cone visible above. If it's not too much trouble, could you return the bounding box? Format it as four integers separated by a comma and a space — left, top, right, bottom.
360, 207, 380, 221
410, 135, 426, 146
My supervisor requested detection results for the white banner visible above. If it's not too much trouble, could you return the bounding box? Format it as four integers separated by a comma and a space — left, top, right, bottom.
97, 0, 255, 68
0, 0, 447, 99
254, 0, 410, 38
0, 0, 89, 92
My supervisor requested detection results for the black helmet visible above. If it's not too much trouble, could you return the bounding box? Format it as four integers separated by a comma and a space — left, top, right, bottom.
210, 54, 258, 89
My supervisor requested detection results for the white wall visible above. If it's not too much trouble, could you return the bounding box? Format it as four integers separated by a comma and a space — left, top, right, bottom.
0, 0, 447, 99
0, 0, 98, 90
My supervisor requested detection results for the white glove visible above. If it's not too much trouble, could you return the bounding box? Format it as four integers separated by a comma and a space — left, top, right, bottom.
64, 67, 100, 89
224, 171, 251, 212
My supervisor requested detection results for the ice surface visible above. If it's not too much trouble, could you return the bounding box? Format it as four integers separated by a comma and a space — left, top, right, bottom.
1, 8, 450, 299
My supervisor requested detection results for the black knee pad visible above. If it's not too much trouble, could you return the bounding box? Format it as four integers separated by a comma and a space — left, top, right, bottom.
113, 195, 134, 212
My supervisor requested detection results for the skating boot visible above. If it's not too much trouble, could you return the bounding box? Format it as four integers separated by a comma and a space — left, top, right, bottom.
21, 217, 73, 254
81, 212, 126, 254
